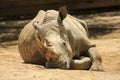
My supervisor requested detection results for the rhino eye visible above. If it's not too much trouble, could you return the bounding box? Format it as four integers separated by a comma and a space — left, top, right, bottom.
47, 43, 52, 47
46, 42, 53, 47
63, 42, 66, 47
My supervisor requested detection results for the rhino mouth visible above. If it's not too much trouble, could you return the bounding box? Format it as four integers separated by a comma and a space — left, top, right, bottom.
46, 61, 70, 69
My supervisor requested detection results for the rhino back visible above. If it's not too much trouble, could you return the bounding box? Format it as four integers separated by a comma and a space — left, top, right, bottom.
44, 10, 93, 57
63, 15, 93, 57
18, 10, 46, 65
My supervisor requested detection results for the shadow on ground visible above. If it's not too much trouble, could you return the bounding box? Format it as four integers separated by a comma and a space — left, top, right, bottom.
0, 23, 119, 42
88, 25, 120, 38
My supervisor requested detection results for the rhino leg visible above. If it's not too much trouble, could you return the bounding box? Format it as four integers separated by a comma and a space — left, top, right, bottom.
70, 56, 92, 70
86, 47, 103, 71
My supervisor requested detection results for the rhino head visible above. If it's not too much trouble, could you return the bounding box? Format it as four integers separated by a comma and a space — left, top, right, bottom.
33, 6, 73, 69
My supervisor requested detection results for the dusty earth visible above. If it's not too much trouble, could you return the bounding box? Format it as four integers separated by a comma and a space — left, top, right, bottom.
0, 11, 120, 80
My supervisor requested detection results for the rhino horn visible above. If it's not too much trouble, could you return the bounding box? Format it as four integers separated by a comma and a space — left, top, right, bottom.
57, 6, 67, 25
33, 21, 41, 30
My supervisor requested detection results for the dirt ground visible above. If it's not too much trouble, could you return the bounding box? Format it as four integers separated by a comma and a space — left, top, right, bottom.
0, 11, 120, 80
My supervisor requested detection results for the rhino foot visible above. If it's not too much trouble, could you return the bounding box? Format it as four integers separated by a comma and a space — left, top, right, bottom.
90, 62, 104, 71
70, 57, 92, 70
86, 47, 104, 71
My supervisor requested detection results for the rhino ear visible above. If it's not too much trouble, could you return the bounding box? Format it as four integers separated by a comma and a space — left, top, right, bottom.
57, 6, 67, 25
33, 21, 41, 30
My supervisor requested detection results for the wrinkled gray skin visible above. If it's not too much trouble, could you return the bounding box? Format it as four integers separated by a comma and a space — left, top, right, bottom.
33, 18, 72, 69
33, 7, 103, 70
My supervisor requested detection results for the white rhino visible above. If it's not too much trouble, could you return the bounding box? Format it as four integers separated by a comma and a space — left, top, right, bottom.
18, 6, 103, 70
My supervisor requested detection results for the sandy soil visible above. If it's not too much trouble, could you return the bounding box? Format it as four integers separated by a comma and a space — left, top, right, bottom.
0, 11, 120, 80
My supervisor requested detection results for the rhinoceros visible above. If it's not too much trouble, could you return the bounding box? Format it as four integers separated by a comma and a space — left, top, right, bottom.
18, 6, 103, 70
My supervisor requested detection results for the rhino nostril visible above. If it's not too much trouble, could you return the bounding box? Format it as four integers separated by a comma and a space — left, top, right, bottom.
64, 61, 67, 65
